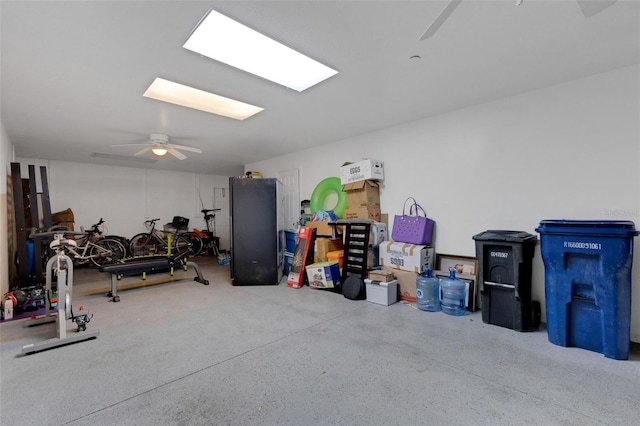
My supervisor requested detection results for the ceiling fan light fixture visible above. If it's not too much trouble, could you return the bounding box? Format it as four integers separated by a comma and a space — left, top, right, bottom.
143, 78, 263, 120
183, 8, 338, 92
151, 147, 168, 156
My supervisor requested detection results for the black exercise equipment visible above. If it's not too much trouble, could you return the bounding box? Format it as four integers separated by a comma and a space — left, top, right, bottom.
99, 249, 209, 302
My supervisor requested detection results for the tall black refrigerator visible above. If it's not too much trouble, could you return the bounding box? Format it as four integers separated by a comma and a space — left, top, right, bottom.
229, 177, 283, 285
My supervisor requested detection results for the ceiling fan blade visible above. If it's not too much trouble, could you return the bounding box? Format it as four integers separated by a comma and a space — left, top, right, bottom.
168, 144, 203, 154
576, 0, 617, 18
168, 148, 187, 160
419, 0, 463, 40
134, 147, 152, 156
110, 143, 153, 147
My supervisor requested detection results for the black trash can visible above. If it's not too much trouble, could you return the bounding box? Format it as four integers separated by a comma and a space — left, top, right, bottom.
473, 230, 540, 331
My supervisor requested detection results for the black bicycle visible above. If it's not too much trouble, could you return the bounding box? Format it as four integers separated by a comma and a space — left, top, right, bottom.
129, 218, 203, 257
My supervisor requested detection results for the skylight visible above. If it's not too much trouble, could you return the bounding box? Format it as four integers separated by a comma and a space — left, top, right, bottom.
143, 78, 263, 120
183, 8, 338, 92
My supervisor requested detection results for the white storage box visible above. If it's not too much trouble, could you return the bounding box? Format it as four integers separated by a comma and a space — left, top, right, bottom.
340, 159, 384, 184
365, 279, 398, 306
379, 241, 434, 274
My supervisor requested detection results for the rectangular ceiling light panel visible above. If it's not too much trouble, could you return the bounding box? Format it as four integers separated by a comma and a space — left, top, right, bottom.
143, 78, 263, 120
183, 8, 338, 92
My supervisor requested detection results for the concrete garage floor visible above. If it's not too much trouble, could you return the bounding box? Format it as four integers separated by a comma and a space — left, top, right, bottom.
1, 256, 639, 426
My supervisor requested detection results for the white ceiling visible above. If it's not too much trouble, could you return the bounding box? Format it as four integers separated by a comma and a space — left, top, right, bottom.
2, 1, 639, 176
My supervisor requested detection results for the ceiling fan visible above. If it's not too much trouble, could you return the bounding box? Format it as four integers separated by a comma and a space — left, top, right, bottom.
419, 0, 618, 40
111, 133, 203, 160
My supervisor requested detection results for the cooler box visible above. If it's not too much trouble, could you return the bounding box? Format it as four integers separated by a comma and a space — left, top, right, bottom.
364, 279, 398, 306
536, 220, 639, 360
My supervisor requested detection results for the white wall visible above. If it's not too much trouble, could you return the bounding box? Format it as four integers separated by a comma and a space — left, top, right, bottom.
13, 159, 232, 250
247, 65, 640, 342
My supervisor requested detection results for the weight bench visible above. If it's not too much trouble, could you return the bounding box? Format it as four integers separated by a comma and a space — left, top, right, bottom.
99, 249, 209, 302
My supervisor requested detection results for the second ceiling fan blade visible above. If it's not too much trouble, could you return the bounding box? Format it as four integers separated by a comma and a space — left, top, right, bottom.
168, 148, 187, 160
110, 143, 153, 147
576, 0, 617, 18
134, 146, 152, 156
168, 144, 203, 154
419, 0, 463, 40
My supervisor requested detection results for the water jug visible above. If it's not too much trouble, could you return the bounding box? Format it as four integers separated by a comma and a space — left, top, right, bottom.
440, 269, 466, 316
416, 268, 441, 312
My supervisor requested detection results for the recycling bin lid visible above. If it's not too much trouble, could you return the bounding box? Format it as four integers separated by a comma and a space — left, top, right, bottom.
472, 230, 537, 243
536, 220, 639, 236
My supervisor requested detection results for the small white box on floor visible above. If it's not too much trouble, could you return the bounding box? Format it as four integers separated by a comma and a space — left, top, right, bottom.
364, 279, 398, 306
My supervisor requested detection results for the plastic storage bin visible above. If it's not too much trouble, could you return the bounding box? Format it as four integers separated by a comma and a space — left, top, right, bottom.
284, 252, 294, 275
473, 230, 539, 331
285, 231, 297, 253
536, 220, 639, 360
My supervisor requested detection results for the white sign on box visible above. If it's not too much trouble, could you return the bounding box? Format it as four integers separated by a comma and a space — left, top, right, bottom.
379, 241, 434, 274
340, 159, 384, 184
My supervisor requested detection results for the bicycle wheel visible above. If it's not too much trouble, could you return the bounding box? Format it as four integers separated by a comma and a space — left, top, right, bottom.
106, 235, 131, 256
184, 232, 204, 256
172, 233, 199, 256
90, 238, 126, 267
129, 233, 159, 257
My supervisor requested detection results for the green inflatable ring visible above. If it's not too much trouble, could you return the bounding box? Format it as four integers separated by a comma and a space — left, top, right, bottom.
310, 177, 347, 219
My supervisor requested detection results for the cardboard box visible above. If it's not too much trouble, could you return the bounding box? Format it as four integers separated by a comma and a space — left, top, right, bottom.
368, 270, 395, 282
340, 159, 384, 184
306, 261, 341, 289
314, 238, 344, 263
287, 226, 316, 289
306, 221, 341, 238
343, 180, 380, 208
379, 241, 434, 274
382, 266, 418, 302
52, 208, 74, 224
342, 207, 382, 221
365, 279, 398, 306
327, 250, 344, 269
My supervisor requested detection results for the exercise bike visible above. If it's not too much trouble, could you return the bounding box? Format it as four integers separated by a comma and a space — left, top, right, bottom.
193, 208, 221, 256
22, 231, 99, 355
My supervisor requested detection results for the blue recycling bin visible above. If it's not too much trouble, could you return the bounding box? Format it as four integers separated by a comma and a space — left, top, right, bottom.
536, 220, 639, 360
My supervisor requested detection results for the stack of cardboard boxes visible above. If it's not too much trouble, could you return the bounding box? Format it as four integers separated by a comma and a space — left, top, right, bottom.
304, 159, 386, 287
379, 242, 435, 302
304, 159, 438, 304
340, 159, 386, 268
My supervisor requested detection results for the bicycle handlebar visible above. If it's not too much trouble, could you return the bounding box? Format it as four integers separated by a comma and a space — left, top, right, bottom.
86, 218, 105, 233
145, 218, 161, 224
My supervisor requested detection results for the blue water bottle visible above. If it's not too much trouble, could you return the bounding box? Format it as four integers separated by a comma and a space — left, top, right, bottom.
440, 269, 466, 316
416, 268, 441, 312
